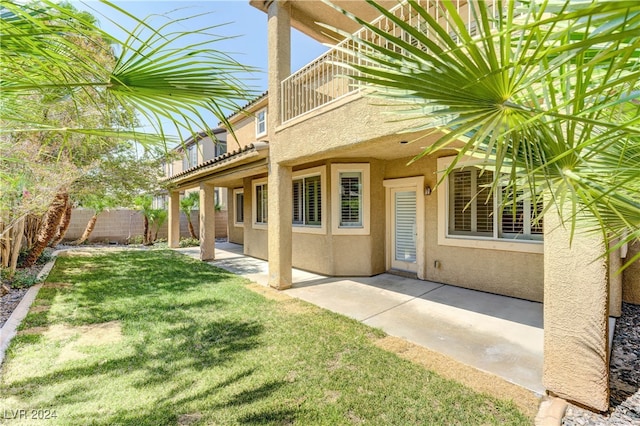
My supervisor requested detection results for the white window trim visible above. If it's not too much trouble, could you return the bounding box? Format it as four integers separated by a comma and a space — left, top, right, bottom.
252, 178, 268, 230
292, 166, 326, 235
255, 108, 267, 138
233, 188, 244, 228
436, 156, 543, 254
331, 163, 370, 236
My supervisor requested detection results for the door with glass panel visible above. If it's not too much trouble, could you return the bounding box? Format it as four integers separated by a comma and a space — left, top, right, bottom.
390, 188, 417, 272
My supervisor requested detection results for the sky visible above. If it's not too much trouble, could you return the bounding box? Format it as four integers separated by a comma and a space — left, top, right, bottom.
72, 0, 330, 138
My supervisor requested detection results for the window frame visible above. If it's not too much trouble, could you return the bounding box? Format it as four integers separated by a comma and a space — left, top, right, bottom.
255, 109, 267, 138
331, 163, 370, 235
437, 157, 543, 254
183, 143, 198, 170
292, 166, 326, 235
233, 188, 244, 228
252, 178, 268, 229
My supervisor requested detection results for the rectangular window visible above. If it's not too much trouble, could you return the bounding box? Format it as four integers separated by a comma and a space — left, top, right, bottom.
331, 164, 370, 235
292, 175, 321, 226
184, 144, 198, 169
234, 189, 244, 226
339, 172, 363, 227
449, 168, 493, 237
448, 167, 542, 241
255, 182, 268, 225
256, 109, 267, 137
215, 141, 227, 157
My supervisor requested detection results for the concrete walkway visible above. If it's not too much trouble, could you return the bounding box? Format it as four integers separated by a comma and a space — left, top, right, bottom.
176, 242, 544, 395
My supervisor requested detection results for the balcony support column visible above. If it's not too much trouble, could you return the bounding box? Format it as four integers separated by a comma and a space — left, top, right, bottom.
268, 161, 292, 290
199, 183, 216, 261
267, 0, 290, 128
168, 190, 180, 248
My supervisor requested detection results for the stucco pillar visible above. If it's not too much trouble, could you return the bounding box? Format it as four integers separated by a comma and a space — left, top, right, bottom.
543, 206, 610, 411
168, 190, 180, 248
199, 183, 216, 261
268, 160, 292, 289
267, 0, 290, 128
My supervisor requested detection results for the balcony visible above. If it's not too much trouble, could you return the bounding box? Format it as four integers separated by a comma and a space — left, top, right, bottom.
280, 0, 500, 124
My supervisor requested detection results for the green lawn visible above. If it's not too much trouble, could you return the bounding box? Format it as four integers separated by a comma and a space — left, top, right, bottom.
1, 249, 532, 425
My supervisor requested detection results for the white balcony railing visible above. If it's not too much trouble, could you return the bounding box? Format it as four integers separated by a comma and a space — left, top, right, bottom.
281, 0, 500, 123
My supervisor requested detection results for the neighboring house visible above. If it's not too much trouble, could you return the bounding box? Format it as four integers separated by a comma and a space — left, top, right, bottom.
164, 1, 639, 412
159, 127, 229, 237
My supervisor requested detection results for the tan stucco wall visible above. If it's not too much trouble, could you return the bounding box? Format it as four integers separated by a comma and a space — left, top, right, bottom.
623, 241, 640, 304
543, 207, 610, 411
241, 176, 269, 260
275, 95, 426, 164
385, 155, 544, 302
228, 115, 259, 150
239, 153, 543, 301
227, 189, 244, 245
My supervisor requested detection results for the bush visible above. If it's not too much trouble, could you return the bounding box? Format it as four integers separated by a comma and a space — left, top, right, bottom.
1, 269, 40, 289
179, 238, 200, 247
128, 235, 144, 245
17, 248, 52, 267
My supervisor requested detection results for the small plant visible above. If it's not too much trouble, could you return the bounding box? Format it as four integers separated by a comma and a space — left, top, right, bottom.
128, 235, 144, 245
1, 269, 40, 289
179, 238, 200, 248
35, 249, 53, 265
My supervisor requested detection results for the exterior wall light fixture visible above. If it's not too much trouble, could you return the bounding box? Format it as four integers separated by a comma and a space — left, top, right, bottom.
424, 185, 432, 196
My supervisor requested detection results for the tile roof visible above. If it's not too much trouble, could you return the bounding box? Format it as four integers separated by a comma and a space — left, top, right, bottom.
163, 142, 269, 183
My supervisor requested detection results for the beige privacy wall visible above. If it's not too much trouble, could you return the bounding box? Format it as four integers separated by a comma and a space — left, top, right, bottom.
64, 209, 227, 243
543, 208, 610, 411
623, 241, 640, 305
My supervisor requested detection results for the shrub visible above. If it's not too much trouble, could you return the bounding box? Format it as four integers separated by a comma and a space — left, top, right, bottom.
1, 269, 40, 289
179, 238, 200, 247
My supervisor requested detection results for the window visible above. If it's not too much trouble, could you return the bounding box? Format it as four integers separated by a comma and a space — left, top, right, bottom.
293, 175, 321, 226
331, 164, 370, 235
437, 157, 543, 253
255, 109, 267, 137
448, 168, 543, 240
152, 195, 167, 209
253, 180, 268, 227
339, 172, 362, 227
234, 189, 244, 227
448, 168, 494, 237
214, 140, 227, 157
184, 143, 198, 169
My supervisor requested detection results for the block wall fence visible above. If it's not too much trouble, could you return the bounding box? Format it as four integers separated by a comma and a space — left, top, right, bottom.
63, 208, 227, 243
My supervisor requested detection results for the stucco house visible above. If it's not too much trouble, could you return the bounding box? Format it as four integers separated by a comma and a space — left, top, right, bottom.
164, 0, 640, 412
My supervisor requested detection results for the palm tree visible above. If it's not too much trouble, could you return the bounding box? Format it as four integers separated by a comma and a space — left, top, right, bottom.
329, 0, 640, 267
180, 192, 200, 240
72, 194, 117, 245
1, 0, 256, 264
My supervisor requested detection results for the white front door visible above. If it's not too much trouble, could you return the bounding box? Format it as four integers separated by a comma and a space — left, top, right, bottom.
390, 188, 418, 273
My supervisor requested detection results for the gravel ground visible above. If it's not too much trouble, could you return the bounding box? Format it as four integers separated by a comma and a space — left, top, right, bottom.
0, 287, 29, 328
563, 303, 640, 426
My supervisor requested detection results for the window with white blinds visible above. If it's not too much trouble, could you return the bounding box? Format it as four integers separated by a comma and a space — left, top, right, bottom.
449, 168, 543, 240
292, 175, 321, 226
339, 172, 362, 227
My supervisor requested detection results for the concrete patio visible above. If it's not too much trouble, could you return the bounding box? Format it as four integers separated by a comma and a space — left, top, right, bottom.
176, 242, 544, 395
